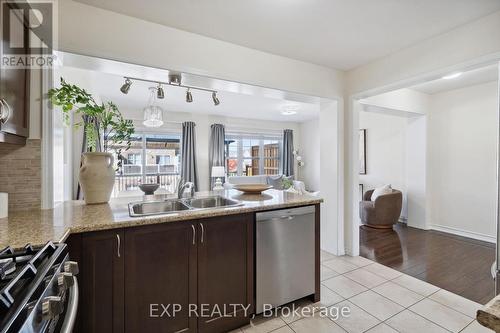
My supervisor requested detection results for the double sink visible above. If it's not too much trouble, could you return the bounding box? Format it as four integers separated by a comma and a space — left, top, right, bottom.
129, 195, 243, 217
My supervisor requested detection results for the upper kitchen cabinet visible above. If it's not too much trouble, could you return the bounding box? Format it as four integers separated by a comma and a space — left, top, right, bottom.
0, 3, 30, 145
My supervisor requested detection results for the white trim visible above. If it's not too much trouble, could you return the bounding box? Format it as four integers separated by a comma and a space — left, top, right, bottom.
336, 98, 345, 255
429, 224, 496, 244
41, 68, 54, 209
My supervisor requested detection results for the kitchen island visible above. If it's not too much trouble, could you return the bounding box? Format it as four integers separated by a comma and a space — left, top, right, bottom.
0, 189, 322, 333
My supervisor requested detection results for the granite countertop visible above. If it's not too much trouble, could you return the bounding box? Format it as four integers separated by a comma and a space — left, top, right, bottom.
477, 294, 500, 332
0, 189, 322, 249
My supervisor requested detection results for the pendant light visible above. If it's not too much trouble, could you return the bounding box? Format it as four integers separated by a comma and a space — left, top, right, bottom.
143, 87, 164, 127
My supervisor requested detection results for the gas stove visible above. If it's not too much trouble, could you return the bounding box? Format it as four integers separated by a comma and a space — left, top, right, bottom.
0, 242, 78, 333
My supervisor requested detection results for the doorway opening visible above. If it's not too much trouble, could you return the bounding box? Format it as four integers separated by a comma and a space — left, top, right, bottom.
354, 63, 499, 304
47, 52, 344, 254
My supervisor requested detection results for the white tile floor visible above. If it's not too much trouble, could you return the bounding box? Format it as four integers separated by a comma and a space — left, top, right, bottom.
233, 251, 493, 333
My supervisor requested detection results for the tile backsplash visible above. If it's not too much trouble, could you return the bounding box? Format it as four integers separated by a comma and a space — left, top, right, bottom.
0, 140, 41, 211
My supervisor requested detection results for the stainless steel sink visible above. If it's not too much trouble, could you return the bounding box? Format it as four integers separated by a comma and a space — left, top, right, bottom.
129, 195, 242, 217
129, 199, 191, 217
184, 196, 243, 209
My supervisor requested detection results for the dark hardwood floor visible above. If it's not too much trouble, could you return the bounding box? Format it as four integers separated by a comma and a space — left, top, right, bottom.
360, 223, 496, 304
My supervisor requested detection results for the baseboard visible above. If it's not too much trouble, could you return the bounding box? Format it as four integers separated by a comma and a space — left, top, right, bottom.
429, 224, 496, 244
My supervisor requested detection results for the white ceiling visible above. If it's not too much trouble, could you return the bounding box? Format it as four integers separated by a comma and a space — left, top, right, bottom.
73, 0, 500, 70
411, 64, 498, 94
58, 66, 320, 122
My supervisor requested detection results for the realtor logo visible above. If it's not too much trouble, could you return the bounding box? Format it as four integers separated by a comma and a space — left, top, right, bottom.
1, 0, 57, 69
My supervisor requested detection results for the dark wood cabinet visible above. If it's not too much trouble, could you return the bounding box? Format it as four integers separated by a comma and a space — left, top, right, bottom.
67, 214, 254, 333
197, 214, 254, 333
124, 222, 197, 333
80, 229, 125, 333
0, 2, 30, 144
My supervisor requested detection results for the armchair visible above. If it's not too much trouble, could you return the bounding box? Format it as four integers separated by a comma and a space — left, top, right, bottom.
360, 189, 402, 229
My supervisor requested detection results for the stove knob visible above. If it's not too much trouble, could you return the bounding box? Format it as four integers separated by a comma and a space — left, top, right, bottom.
57, 272, 74, 291
42, 296, 64, 319
64, 261, 79, 275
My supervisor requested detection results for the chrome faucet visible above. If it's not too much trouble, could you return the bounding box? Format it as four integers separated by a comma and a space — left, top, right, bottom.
177, 179, 195, 199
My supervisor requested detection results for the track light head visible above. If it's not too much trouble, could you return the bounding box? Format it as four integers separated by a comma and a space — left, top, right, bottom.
157, 83, 165, 99
186, 89, 193, 103
212, 92, 220, 106
120, 78, 132, 94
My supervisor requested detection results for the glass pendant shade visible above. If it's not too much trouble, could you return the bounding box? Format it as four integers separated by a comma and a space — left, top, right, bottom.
143, 87, 164, 127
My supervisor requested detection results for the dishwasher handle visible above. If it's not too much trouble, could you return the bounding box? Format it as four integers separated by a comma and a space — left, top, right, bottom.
256, 206, 315, 222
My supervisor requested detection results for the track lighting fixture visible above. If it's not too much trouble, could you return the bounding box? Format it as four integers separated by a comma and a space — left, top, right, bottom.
212, 92, 220, 106
157, 83, 165, 99
169, 74, 182, 85
120, 76, 219, 106
120, 78, 132, 94
186, 89, 193, 103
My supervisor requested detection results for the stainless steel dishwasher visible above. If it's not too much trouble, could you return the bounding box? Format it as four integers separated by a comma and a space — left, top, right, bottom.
256, 205, 315, 313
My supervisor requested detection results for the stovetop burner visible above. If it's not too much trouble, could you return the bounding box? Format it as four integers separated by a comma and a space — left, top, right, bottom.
0, 244, 36, 281
0, 242, 75, 333
0, 243, 56, 310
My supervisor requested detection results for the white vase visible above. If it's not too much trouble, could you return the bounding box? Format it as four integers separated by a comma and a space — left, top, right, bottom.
79, 152, 115, 204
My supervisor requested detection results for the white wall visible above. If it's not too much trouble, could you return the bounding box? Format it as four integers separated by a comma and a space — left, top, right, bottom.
299, 102, 342, 255
319, 100, 341, 254
360, 89, 429, 115
357, 108, 428, 227
359, 111, 409, 219
299, 119, 320, 191
427, 81, 498, 241
347, 11, 500, 95
406, 116, 427, 229
58, 0, 344, 100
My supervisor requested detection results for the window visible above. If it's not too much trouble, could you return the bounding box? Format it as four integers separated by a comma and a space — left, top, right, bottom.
106, 132, 181, 197
225, 133, 282, 176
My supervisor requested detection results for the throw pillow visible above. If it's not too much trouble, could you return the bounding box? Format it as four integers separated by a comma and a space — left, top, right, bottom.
371, 184, 392, 201
267, 175, 284, 190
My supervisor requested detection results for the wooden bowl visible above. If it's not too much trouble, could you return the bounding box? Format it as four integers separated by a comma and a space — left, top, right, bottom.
233, 184, 273, 194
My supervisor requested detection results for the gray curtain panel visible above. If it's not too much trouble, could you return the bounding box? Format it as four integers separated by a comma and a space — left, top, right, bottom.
181, 121, 199, 190
77, 115, 102, 200
208, 124, 226, 189
282, 129, 294, 177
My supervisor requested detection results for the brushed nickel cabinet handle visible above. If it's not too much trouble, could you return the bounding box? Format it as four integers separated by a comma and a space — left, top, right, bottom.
200, 223, 205, 243
116, 234, 121, 258
191, 225, 196, 245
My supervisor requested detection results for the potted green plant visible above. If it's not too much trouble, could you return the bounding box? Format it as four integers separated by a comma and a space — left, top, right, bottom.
48, 78, 135, 204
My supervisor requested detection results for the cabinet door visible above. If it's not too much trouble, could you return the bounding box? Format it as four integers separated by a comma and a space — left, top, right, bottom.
0, 3, 29, 140
197, 214, 254, 333
81, 230, 125, 333
124, 222, 197, 333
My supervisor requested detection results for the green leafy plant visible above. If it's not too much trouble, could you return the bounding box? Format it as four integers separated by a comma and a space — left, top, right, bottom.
282, 177, 293, 190
48, 78, 135, 167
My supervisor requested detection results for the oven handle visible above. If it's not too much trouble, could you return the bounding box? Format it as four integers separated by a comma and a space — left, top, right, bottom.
60, 276, 79, 333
